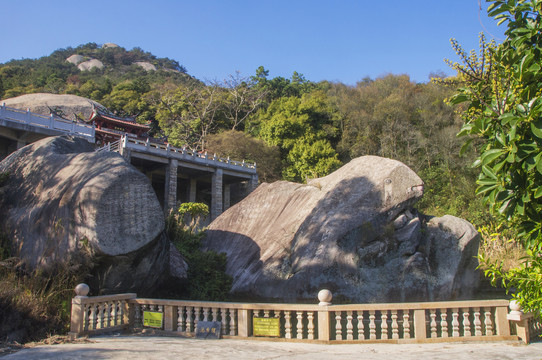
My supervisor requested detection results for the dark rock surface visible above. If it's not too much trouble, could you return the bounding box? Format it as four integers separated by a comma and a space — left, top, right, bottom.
203, 156, 480, 303
0, 136, 172, 294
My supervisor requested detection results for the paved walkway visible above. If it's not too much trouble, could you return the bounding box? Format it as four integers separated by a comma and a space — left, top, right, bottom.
2, 335, 542, 360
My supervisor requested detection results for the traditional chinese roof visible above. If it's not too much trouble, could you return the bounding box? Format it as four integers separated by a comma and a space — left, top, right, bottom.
89, 107, 150, 130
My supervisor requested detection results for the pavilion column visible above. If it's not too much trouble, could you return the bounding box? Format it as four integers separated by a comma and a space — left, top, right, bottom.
224, 184, 231, 211
164, 159, 178, 213
211, 169, 223, 220
188, 178, 197, 203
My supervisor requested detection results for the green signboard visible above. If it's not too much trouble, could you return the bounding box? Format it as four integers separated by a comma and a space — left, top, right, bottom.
143, 311, 163, 328
253, 317, 280, 337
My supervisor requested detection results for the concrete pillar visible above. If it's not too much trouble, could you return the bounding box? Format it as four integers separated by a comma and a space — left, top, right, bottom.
211, 168, 223, 220
224, 184, 231, 210
120, 147, 131, 163
16, 139, 26, 150
188, 178, 197, 203
249, 174, 259, 192
164, 159, 178, 212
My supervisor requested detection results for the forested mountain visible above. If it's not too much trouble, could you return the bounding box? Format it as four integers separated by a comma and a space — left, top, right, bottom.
0, 43, 486, 226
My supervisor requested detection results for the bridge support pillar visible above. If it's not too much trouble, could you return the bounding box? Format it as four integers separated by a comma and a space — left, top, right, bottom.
188, 178, 197, 203
249, 174, 258, 193
211, 169, 223, 220
164, 159, 178, 213
224, 184, 231, 211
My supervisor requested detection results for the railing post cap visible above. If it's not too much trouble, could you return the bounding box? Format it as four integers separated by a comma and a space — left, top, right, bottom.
509, 299, 523, 314
318, 289, 332, 305
74, 283, 90, 297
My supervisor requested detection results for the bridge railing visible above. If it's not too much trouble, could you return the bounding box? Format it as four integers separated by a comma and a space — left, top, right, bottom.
69, 285, 540, 344
121, 136, 257, 172
0, 103, 95, 140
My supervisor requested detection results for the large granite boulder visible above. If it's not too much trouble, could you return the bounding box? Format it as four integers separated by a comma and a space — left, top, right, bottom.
203, 156, 480, 303
0, 136, 171, 294
1, 93, 103, 121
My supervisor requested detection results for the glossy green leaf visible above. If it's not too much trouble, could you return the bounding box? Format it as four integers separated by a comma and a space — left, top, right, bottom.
531, 119, 542, 139
481, 148, 505, 165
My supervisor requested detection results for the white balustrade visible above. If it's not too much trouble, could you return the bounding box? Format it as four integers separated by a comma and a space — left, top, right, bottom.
70, 285, 516, 344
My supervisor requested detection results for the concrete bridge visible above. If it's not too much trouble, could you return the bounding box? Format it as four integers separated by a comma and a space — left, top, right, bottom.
0, 103, 95, 158
98, 136, 258, 219
0, 103, 258, 219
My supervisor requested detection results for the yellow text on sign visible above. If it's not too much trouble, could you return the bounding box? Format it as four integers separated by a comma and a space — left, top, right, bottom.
253, 317, 280, 337
143, 311, 163, 328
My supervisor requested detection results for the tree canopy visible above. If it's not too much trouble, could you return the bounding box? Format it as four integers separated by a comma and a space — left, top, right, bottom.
446, 0, 542, 316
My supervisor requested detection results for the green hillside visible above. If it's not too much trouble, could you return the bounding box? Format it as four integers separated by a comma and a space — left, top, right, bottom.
0, 42, 490, 227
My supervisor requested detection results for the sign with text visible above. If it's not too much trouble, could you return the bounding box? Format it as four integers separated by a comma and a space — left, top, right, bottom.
253, 317, 280, 337
195, 321, 221, 340
143, 311, 163, 329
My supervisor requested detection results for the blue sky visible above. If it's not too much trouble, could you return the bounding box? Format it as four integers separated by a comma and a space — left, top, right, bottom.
0, 0, 505, 84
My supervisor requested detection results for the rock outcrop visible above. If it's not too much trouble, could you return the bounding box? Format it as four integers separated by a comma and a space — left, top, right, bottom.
1, 93, 103, 121
134, 61, 157, 71
77, 59, 104, 71
203, 156, 480, 303
0, 136, 172, 294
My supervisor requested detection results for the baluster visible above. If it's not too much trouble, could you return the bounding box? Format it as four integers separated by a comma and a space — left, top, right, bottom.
212, 308, 218, 322
221, 308, 228, 334
177, 306, 185, 332
117, 301, 124, 325
158, 305, 163, 313
473, 308, 482, 336
186, 307, 193, 332
391, 310, 399, 340
403, 310, 411, 339
150, 304, 156, 312
381, 310, 389, 339
229, 309, 237, 336
264, 310, 270, 318
203, 307, 209, 322
134, 304, 141, 329
84, 304, 90, 331
369, 310, 376, 340
111, 301, 117, 326
346, 311, 354, 340
484, 308, 493, 336
194, 307, 202, 328
335, 312, 343, 340
97, 303, 104, 329
430, 309, 437, 338
296, 311, 304, 339
440, 309, 449, 338
285, 311, 292, 339
105, 303, 111, 328
462, 308, 471, 336
307, 311, 314, 340
357, 311, 365, 340
452, 308, 460, 337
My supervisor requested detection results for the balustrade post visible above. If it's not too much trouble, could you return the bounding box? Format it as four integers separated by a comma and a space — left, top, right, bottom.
413, 309, 427, 340
164, 305, 176, 332
507, 300, 530, 343
495, 304, 511, 336
238, 309, 252, 337
317, 290, 332, 342
69, 283, 90, 338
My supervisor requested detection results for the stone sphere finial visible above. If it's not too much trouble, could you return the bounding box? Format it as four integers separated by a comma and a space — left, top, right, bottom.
318, 289, 332, 305
509, 299, 523, 315
75, 283, 90, 297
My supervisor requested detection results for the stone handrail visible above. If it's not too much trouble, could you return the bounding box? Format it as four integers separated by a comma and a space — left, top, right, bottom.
0, 103, 95, 141
70, 286, 542, 343
121, 136, 257, 172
